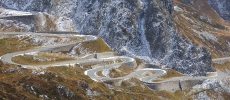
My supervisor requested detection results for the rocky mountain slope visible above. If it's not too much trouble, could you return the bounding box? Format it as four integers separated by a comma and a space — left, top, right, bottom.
0, 0, 230, 99
207, 0, 230, 21
173, 0, 230, 99
173, 0, 230, 58
0, 8, 75, 32
0, 0, 219, 76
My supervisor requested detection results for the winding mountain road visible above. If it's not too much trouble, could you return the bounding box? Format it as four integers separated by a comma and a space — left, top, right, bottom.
212, 57, 230, 63
0, 32, 228, 86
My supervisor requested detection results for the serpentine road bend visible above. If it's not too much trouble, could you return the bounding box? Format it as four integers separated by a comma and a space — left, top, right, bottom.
0, 32, 229, 85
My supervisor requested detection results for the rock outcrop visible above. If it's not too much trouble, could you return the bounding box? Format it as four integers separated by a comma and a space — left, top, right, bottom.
192, 78, 230, 99
207, 0, 230, 21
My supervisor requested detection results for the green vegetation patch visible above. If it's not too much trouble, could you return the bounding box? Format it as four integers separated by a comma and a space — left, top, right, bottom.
0, 38, 33, 56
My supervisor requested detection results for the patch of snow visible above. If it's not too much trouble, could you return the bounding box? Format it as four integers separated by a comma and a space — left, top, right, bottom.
181, 14, 195, 24
226, 41, 230, 47
140, 68, 167, 74
192, 29, 218, 42
174, 6, 183, 12
120, 46, 153, 63
68, 46, 78, 57
0, 19, 31, 32
192, 78, 230, 100
74, 44, 95, 56
196, 91, 212, 100
0, 8, 32, 17
32, 70, 45, 75
86, 89, 100, 96
201, 79, 219, 89
86, 89, 92, 96
25, 51, 38, 55
102, 69, 110, 77
219, 78, 230, 93
39, 95, 48, 99
55, 16, 75, 31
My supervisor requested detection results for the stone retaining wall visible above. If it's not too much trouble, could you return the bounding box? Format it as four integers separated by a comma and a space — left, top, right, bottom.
44, 44, 76, 53
146, 79, 205, 92
146, 81, 180, 92
206, 72, 218, 77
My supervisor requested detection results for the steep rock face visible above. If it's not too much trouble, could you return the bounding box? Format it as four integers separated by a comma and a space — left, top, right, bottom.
173, 0, 230, 59
192, 78, 230, 99
0, 0, 214, 76
137, 0, 213, 75
0, 8, 75, 32
0, 0, 50, 12
207, 0, 230, 21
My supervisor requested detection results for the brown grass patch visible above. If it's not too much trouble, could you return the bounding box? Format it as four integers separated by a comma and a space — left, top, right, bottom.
97, 70, 105, 77
135, 58, 143, 67
213, 61, 230, 71
0, 38, 34, 56
0, 35, 84, 56
81, 60, 115, 70
172, 0, 230, 58
46, 66, 94, 84
0, 62, 191, 99
144, 71, 156, 76
109, 68, 122, 78
0, 63, 91, 99
75, 37, 113, 55
19, 35, 85, 46
109, 65, 135, 78
12, 52, 76, 65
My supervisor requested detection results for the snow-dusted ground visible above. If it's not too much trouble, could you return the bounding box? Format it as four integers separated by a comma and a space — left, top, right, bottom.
0, 8, 76, 32
174, 6, 183, 12
207, 0, 230, 21
16, 34, 75, 46
0, 8, 33, 17
0, 0, 215, 76
102, 69, 110, 77
0, 19, 31, 32
192, 78, 230, 99
192, 29, 218, 42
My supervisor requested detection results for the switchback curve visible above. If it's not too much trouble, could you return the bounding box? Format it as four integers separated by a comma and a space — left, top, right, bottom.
0, 32, 228, 89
